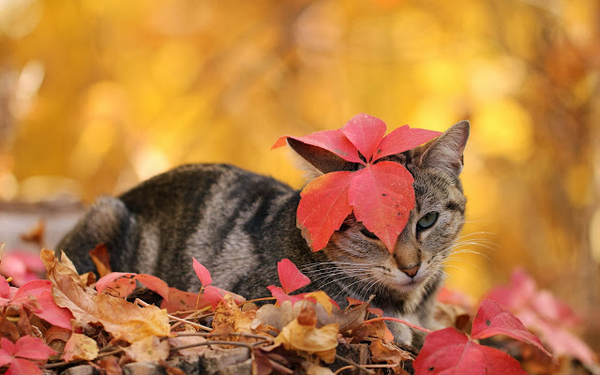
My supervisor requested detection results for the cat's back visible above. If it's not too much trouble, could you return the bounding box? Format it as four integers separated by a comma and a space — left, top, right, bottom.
59, 163, 304, 293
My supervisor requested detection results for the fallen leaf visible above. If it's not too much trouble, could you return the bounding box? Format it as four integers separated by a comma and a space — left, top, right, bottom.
43, 249, 170, 343
62, 333, 99, 362
277, 259, 311, 294
125, 336, 170, 362
274, 304, 339, 363
370, 339, 413, 366
89, 244, 112, 277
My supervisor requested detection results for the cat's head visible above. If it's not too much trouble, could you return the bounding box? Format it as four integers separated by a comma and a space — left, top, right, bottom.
288, 120, 469, 298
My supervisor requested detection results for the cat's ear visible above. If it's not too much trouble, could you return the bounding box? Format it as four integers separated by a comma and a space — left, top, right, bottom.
416, 120, 470, 176
287, 138, 357, 180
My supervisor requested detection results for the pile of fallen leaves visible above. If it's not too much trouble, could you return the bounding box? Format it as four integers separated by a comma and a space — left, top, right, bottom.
0, 243, 598, 375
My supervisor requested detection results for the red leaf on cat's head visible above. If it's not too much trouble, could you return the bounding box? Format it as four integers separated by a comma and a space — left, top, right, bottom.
297, 171, 354, 251
192, 258, 212, 287
348, 162, 415, 251
273, 114, 441, 253
277, 259, 310, 294
413, 327, 528, 375
340, 113, 387, 161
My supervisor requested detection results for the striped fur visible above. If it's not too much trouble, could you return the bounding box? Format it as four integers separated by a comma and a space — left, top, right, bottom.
58, 121, 470, 347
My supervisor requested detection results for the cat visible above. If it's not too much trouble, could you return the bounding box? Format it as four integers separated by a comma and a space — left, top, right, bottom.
57, 120, 470, 347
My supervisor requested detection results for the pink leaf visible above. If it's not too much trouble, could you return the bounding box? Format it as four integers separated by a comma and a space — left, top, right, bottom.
203, 285, 244, 308
267, 285, 305, 306
11, 279, 52, 304
348, 162, 415, 252
413, 328, 527, 375
340, 113, 387, 161
6, 358, 44, 375
277, 259, 311, 294
134, 274, 170, 300
13, 336, 57, 361
96, 272, 137, 297
484, 268, 537, 311
272, 129, 363, 164
192, 258, 213, 287
530, 290, 579, 326
0, 276, 9, 299
472, 299, 553, 358
297, 171, 354, 251
160, 287, 208, 313
34, 291, 73, 330
0, 338, 15, 365
374, 125, 441, 162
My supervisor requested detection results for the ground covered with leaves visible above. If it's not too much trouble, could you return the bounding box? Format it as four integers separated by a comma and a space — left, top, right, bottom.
0, 241, 598, 375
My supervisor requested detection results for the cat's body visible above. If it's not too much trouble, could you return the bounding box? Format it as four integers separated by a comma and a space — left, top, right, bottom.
58, 121, 470, 347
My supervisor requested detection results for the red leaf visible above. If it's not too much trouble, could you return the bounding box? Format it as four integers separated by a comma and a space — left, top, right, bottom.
373, 125, 442, 162
413, 328, 527, 375
267, 285, 305, 306
472, 299, 553, 358
484, 268, 536, 311
203, 285, 245, 308
134, 274, 170, 300
34, 291, 74, 330
297, 171, 354, 251
277, 259, 311, 294
6, 358, 44, 375
160, 287, 208, 313
11, 279, 52, 304
0, 276, 9, 299
192, 258, 213, 287
96, 272, 137, 297
340, 113, 387, 161
272, 129, 363, 164
0, 338, 14, 365
12, 336, 57, 361
348, 162, 415, 251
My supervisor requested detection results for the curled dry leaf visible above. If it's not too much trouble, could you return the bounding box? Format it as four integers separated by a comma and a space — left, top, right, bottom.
42, 249, 170, 343
370, 339, 413, 367
274, 304, 339, 363
62, 333, 99, 362
125, 336, 170, 363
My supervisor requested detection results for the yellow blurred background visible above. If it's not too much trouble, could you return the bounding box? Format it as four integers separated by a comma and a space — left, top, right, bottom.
0, 0, 599, 351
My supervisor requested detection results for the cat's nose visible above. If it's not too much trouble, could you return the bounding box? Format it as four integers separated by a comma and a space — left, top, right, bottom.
401, 263, 421, 278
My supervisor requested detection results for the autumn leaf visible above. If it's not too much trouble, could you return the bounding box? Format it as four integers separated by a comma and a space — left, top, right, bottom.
193, 258, 213, 286
484, 268, 595, 364
96, 272, 170, 300
274, 303, 339, 363
42, 249, 170, 343
62, 333, 99, 362
277, 258, 310, 294
0, 278, 73, 330
413, 328, 528, 375
124, 336, 170, 363
413, 299, 554, 375
267, 259, 311, 306
0, 336, 57, 375
471, 299, 552, 358
190, 258, 245, 308
274, 113, 441, 252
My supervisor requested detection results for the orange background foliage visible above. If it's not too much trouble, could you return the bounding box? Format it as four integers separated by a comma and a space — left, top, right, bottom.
0, 0, 599, 352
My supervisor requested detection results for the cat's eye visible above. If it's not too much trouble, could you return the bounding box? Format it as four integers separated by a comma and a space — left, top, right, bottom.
417, 212, 438, 231
360, 228, 379, 240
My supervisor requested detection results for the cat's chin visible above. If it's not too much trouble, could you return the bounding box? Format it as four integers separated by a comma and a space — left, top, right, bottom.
391, 276, 426, 293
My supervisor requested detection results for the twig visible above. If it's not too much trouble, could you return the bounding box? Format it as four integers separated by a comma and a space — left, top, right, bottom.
334, 354, 375, 375
135, 299, 212, 331
364, 317, 432, 334
175, 331, 274, 344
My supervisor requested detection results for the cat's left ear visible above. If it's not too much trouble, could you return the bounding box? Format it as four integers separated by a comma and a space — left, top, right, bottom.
416, 120, 470, 176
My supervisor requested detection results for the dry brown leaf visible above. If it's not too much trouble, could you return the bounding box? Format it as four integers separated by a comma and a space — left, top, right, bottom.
212, 293, 255, 337
370, 338, 413, 366
20, 219, 45, 246
125, 336, 170, 362
97, 355, 123, 375
42, 249, 170, 343
89, 243, 112, 277
62, 332, 99, 362
434, 302, 471, 332
274, 304, 339, 363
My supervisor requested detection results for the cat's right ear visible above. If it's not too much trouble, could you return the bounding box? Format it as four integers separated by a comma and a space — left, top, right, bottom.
417, 120, 470, 176
287, 138, 357, 179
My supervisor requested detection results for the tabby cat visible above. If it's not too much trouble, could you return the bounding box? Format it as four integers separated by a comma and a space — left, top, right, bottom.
58, 120, 470, 347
